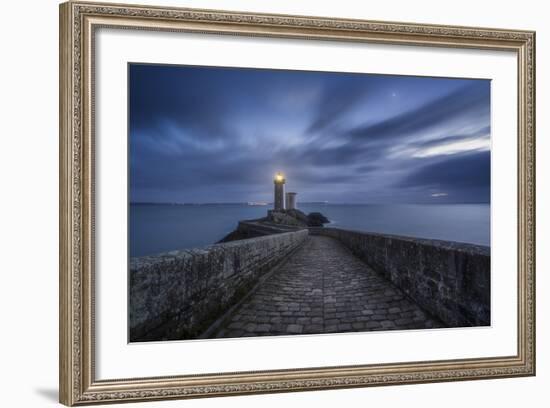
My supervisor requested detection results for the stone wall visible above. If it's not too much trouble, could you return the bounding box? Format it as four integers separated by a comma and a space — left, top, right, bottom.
218, 219, 300, 243
237, 220, 300, 236
130, 229, 309, 341
309, 227, 490, 327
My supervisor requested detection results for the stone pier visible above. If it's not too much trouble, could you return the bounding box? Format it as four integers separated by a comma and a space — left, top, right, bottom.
213, 235, 443, 338
129, 226, 489, 342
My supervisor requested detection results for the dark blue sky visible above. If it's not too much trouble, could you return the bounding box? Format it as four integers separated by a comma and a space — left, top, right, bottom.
129, 64, 490, 204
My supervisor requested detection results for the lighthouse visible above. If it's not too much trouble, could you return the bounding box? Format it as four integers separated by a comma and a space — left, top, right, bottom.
273, 172, 286, 211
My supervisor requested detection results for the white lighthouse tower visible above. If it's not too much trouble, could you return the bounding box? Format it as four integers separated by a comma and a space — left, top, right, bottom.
273, 172, 286, 211
285, 192, 297, 210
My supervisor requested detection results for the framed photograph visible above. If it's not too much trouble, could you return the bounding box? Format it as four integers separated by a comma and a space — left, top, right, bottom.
59, 1, 536, 405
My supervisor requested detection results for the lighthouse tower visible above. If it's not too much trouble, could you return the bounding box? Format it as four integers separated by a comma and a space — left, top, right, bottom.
286, 192, 297, 210
273, 172, 286, 211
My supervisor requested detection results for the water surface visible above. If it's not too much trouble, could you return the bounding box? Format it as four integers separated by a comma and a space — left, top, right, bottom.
130, 203, 490, 257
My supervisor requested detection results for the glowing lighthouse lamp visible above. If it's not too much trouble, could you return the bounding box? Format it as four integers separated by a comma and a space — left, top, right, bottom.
273, 172, 286, 211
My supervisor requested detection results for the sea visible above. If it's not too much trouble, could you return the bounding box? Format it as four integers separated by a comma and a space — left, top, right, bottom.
130, 203, 490, 258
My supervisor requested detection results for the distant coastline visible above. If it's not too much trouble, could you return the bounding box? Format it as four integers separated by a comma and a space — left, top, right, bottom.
130, 201, 331, 207
130, 201, 489, 206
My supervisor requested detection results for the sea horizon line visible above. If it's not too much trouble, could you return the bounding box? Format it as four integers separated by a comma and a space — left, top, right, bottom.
130, 201, 490, 206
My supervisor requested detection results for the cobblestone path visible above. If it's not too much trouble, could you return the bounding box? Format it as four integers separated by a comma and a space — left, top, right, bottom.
213, 236, 443, 338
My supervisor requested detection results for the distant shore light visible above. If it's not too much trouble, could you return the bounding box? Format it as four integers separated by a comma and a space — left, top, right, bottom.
275, 172, 284, 182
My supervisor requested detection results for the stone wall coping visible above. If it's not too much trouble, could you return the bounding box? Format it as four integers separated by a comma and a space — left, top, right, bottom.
309, 226, 490, 256
130, 229, 309, 269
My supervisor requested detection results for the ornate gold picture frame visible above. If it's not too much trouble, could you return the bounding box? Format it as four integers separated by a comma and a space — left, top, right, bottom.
59, 1, 535, 405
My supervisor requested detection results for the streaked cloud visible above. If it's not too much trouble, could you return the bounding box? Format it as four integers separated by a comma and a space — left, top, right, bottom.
130, 64, 491, 204
411, 137, 490, 158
